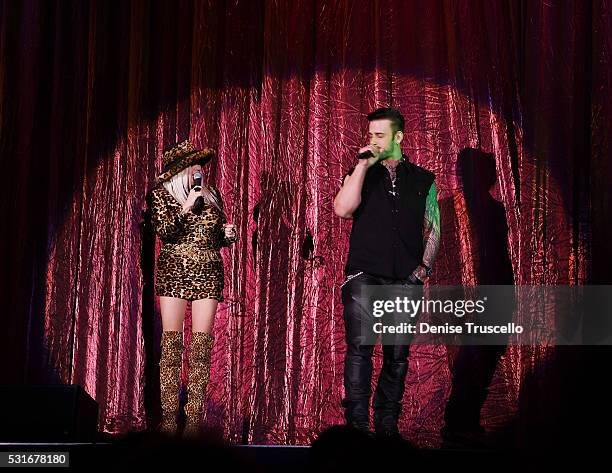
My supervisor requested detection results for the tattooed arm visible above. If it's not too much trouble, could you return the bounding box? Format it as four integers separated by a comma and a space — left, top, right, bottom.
411, 181, 440, 282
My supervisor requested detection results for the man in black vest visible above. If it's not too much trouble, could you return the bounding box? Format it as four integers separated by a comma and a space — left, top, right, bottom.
334, 108, 440, 438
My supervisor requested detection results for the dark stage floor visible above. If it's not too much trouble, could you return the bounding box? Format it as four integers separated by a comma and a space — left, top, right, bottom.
0, 440, 569, 472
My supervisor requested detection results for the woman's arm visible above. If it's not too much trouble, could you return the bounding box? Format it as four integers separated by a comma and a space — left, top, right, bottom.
210, 186, 236, 247
150, 189, 188, 240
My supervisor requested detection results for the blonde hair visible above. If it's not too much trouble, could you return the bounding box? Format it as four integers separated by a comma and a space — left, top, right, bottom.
163, 167, 222, 213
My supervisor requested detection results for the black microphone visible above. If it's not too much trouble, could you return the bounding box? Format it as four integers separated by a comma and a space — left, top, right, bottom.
192, 171, 204, 213
357, 150, 374, 160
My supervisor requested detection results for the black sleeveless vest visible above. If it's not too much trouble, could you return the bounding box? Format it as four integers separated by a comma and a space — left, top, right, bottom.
345, 156, 435, 279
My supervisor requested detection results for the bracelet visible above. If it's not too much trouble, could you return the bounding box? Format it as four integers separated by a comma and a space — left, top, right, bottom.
420, 263, 433, 277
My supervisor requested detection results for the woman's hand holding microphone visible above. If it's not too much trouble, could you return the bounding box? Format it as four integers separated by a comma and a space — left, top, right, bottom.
180, 183, 237, 243
181, 187, 203, 214
182, 170, 205, 214
182, 169, 237, 242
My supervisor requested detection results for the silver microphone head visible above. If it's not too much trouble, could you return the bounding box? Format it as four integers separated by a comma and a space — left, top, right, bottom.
193, 171, 202, 190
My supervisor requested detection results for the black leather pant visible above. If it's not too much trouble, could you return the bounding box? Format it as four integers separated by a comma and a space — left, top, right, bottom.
341, 271, 419, 431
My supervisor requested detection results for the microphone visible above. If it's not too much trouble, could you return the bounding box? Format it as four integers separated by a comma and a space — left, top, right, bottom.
357, 150, 374, 160
192, 171, 204, 213
193, 171, 202, 191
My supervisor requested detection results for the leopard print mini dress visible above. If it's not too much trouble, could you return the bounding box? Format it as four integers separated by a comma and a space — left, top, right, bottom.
150, 186, 231, 302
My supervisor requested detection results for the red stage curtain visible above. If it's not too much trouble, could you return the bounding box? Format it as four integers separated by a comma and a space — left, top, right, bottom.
1, 0, 610, 447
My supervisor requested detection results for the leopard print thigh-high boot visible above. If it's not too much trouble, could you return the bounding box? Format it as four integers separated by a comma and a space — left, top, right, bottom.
183, 332, 214, 437
158, 330, 183, 434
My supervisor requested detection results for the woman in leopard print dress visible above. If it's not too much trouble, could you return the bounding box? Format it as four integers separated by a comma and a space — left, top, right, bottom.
149, 140, 236, 436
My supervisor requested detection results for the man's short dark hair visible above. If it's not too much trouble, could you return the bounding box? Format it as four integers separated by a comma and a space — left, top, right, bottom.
367, 107, 405, 133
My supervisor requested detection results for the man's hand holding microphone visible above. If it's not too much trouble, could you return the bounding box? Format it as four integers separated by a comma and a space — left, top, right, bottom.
356, 144, 394, 169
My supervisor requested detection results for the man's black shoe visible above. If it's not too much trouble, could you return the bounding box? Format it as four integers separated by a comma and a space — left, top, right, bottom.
374, 412, 402, 439
376, 429, 403, 441
347, 421, 375, 438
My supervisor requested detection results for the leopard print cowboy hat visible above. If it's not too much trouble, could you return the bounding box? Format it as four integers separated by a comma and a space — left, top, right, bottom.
156, 140, 215, 183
